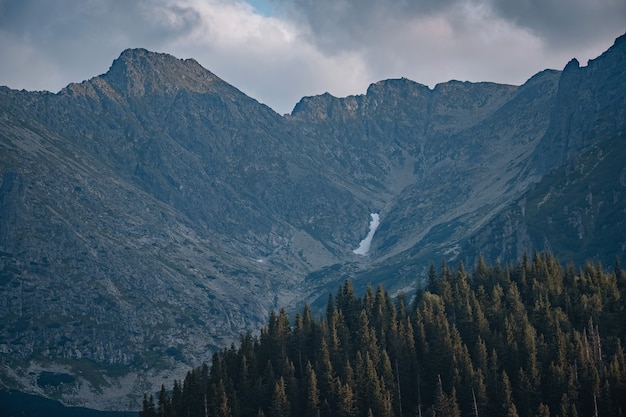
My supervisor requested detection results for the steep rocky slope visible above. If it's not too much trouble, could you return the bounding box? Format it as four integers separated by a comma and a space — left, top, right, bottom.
300, 35, 626, 302
1, 35, 625, 410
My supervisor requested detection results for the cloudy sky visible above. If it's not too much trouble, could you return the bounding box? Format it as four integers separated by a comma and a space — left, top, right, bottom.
1, 0, 624, 114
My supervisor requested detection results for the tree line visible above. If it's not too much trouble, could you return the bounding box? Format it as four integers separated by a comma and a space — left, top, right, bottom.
140, 252, 626, 417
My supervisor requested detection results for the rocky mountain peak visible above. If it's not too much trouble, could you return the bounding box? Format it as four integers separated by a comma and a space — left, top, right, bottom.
289, 92, 360, 120
365, 77, 430, 101
563, 57, 581, 73
101, 48, 221, 97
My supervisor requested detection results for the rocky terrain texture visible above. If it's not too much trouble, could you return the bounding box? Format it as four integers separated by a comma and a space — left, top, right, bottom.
0, 34, 625, 410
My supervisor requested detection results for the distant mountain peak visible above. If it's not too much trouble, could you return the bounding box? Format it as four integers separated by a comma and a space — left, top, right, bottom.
101, 48, 221, 97
563, 57, 581, 72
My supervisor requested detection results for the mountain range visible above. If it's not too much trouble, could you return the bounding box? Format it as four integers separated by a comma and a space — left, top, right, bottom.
1, 33, 625, 410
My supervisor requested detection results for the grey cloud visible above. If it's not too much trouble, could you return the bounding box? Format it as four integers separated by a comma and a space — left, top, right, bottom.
0, 0, 203, 91
0, 0, 200, 46
276, 0, 626, 53
275, 0, 458, 52
487, 0, 626, 49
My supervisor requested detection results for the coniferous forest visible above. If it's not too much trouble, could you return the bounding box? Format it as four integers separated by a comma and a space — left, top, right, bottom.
140, 253, 626, 417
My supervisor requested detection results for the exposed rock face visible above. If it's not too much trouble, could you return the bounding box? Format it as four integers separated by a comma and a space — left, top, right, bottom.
1, 35, 625, 410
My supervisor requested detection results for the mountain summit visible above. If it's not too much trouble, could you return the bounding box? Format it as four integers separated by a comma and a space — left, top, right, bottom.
113, 49, 216, 93
67, 48, 221, 97
1, 34, 625, 410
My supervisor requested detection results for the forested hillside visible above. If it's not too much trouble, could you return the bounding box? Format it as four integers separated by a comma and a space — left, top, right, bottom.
141, 253, 626, 417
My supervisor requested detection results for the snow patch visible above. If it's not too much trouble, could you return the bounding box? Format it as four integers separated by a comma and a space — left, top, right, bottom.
353, 213, 380, 256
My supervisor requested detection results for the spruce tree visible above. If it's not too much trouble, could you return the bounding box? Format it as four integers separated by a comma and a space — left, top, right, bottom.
304, 361, 320, 417
271, 377, 291, 417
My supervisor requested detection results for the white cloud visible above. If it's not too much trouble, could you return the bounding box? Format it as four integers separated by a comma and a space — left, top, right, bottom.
362, 4, 547, 87
155, 0, 371, 113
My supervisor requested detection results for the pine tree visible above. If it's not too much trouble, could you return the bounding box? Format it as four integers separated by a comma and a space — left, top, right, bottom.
473, 336, 488, 375
215, 379, 232, 417
434, 376, 460, 417
315, 338, 337, 412
171, 379, 183, 417
501, 370, 520, 417
140, 393, 157, 417
271, 377, 291, 417
427, 262, 439, 294
282, 357, 299, 415
304, 362, 320, 417
357, 308, 379, 366
157, 384, 171, 417
558, 393, 578, 417
337, 280, 359, 327
474, 254, 489, 283
337, 382, 356, 417
535, 402, 551, 417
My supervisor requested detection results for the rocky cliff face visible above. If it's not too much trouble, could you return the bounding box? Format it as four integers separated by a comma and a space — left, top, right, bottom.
1, 35, 625, 410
